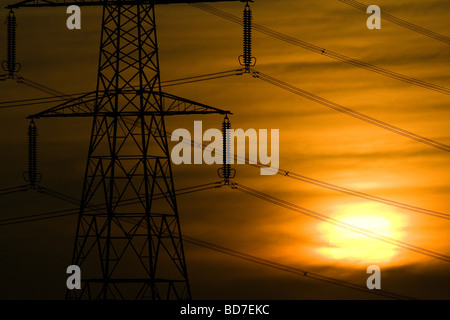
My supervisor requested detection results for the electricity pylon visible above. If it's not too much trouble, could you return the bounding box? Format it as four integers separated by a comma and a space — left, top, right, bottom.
6, 0, 240, 300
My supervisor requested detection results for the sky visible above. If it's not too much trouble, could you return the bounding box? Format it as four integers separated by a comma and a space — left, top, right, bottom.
0, 0, 449, 299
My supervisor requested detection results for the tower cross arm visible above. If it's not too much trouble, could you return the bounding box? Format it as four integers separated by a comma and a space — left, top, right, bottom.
7, 0, 245, 9
27, 91, 230, 119
26, 91, 97, 119
160, 91, 231, 115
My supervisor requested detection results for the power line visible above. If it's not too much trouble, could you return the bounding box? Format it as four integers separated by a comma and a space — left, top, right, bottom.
172, 132, 450, 220
3, 88, 446, 224
0, 70, 243, 108
14, 82, 447, 220
181, 234, 417, 300
249, 163, 450, 220
0, 184, 29, 197
0, 93, 91, 109
37, 186, 81, 206
14, 75, 69, 97
233, 182, 450, 263
118, 211, 416, 299
161, 73, 242, 88
0, 182, 223, 226
6, 8, 444, 215
251, 69, 450, 152
4, 131, 448, 263
339, 0, 450, 45
8, 79, 444, 221
161, 69, 244, 87
0, 178, 434, 298
0, 192, 417, 299
190, 3, 450, 96
0, 207, 78, 224
0, 169, 431, 298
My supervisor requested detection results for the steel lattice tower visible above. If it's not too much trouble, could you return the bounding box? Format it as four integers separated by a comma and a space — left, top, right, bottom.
7, 0, 239, 300
72, 3, 189, 300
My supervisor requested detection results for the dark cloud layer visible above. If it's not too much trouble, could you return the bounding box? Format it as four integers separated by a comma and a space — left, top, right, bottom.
0, 0, 449, 299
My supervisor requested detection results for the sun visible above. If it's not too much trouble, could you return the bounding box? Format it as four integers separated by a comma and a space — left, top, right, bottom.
318, 203, 404, 264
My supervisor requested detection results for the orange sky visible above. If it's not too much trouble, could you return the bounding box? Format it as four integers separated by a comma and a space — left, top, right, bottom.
0, 0, 449, 299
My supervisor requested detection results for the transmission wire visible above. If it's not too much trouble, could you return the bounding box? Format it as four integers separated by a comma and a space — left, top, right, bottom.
190, 3, 450, 96
251, 69, 450, 152
233, 182, 450, 263
169, 132, 449, 220
339, 0, 450, 45
0, 182, 222, 226
181, 234, 417, 300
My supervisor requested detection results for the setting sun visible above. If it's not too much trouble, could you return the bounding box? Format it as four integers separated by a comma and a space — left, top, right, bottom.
318, 203, 406, 264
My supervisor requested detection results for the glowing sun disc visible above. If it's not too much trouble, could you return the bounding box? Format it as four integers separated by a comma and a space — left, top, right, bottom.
319, 204, 403, 264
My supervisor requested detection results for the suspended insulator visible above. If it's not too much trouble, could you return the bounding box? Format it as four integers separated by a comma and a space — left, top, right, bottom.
2, 10, 21, 77
23, 119, 41, 188
218, 115, 236, 184
239, 2, 256, 72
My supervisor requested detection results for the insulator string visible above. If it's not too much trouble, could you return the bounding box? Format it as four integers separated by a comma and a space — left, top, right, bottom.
2, 10, 20, 77
239, 2, 256, 71
218, 115, 235, 184
24, 120, 41, 188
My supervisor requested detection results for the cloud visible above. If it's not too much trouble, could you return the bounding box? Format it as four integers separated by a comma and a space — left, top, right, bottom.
0, 0, 448, 299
